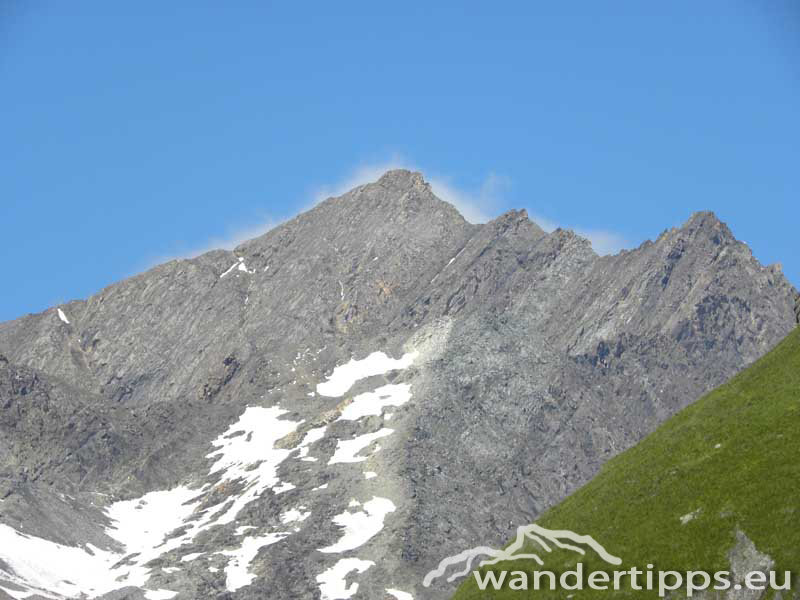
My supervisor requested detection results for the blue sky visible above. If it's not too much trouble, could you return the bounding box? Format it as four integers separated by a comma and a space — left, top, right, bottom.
1, 2, 798, 321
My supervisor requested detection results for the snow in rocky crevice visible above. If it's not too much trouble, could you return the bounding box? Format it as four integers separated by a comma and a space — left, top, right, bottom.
280, 506, 311, 524
315, 558, 374, 600
143, 590, 178, 600
180, 552, 203, 563
328, 428, 394, 464
338, 383, 412, 420
297, 425, 327, 462
57, 308, 70, 324
319, 497, 396, 553
220, 256, 255, 278
430, 247, 466, 284
316, 351, 418, 397
386, 589, 414, 600
220, 532, 289, 592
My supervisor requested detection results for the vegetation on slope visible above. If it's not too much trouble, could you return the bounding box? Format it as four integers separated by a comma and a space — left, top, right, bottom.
453, 327, 800, 599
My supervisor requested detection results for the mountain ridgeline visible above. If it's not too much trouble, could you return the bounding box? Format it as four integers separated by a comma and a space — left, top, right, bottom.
0, 170, 797, 599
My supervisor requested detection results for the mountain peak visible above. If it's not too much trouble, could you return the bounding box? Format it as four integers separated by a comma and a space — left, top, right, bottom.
1, 174, 797, 600
375, 168, 429, 191
654, 210, 735, 249
682, 210, 732, 239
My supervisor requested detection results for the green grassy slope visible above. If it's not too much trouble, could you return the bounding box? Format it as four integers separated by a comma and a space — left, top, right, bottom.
453, 327, 800, 599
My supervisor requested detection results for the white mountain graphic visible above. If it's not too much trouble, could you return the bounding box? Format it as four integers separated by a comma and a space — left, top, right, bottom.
423, 523, 622, 587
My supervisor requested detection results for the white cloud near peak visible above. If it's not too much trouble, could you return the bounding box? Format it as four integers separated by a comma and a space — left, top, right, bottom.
529, 212, 630, 256
143, 158, 629, 270
308, 158, 503, 224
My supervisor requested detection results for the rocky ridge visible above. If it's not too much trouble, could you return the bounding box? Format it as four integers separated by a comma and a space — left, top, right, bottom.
0, 170, 796, 599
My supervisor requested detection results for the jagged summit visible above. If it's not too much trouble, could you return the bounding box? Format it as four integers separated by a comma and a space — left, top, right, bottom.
296, 169, 467, 229
680, 210, 734, 242
242, 174, 737, 270
375, 168, 429, 190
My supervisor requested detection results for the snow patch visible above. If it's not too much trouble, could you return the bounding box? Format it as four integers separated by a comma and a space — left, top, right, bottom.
319, 497, 396, 553
0, 523, 118, 599
281, 507, 311, 524
104, 486, 201, 560
387, 589, 414, 600
338, 384, 411, 421
297, 426, 327, 461
0, 346, 413, 598
316, 558, 374, 600
235, 526, 256, 535
221, 256, 254, 278
316, 351, 418, 397
57, 308, 70, 324
144, 590, 178, 599
274, 481, 295, 494
0, 404, 304, 598
206, 406, 301, 525
329, 429, 394, 464
0, 483, 201, 600
181, 552, 203, 563
221, 533, 288, 592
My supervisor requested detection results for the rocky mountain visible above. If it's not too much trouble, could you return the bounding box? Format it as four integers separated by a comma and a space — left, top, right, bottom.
453, 319, 800, 599
0, 170, 796, 600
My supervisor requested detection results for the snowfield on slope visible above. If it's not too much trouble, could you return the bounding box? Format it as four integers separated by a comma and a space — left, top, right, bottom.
0, 348, 418, 600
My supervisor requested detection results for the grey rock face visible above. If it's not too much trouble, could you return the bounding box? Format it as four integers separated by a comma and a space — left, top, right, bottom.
0, 170, 796, 599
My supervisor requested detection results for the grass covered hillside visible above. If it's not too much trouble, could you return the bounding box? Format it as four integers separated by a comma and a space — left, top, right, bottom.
452, 327, 800, 599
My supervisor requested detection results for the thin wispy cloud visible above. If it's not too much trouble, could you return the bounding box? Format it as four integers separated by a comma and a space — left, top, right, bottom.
138, 218, 284, 272
427, 172, 509, 224
308, 157, 503, 224
195, 220, 284, 252
309, 160, 406, 207
142, 159, 629, 272
530, 213, 630, 256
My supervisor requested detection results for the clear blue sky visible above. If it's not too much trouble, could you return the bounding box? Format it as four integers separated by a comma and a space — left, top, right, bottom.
2, 2, 798, 321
